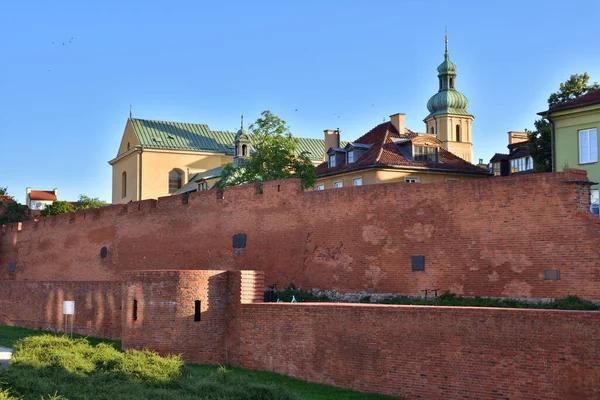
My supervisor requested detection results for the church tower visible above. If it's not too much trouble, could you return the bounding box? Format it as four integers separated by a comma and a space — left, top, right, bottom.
234, 115, 251, 165
424, 36, 474, 163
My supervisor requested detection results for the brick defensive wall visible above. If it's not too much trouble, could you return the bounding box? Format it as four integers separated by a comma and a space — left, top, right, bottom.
1, 169, 599, 299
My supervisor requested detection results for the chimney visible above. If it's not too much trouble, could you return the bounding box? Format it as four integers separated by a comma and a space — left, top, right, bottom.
507, 131, 528, 145
323, 129, 340, 160
390, 113, 405, 134
53, 188, 58, 199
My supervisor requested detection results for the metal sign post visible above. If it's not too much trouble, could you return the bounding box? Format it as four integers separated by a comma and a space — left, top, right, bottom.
63, 301, 75, 338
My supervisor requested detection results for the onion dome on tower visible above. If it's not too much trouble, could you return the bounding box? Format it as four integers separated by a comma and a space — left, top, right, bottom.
424, 36, 472, 119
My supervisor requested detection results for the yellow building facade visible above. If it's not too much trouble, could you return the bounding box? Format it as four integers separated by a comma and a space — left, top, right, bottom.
108, 118, 329, 204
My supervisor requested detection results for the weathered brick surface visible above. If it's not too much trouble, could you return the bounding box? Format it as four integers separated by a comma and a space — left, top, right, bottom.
121, 270, 230, 364
0, 280, 121, 339
2, 171, 600, 299
0, 271, 598, 399
230, 303, 600, 400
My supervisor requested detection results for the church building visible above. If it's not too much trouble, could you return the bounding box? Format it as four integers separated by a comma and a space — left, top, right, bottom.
109, 37, 487, 202
314, 37, 488, 189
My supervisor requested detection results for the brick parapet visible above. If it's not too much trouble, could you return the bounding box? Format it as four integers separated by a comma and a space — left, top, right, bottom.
232, 302, 600, 399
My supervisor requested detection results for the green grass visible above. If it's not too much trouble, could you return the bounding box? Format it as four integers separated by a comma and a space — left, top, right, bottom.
0, 325, 120, 349
187, 365, 396, 400
366, 293, 599, 310
0, 326, 397, 400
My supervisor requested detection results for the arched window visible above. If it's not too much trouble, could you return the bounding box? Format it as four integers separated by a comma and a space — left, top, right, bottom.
242, 144, 248, 156
449, 77, 454, 89
430, 126, 434, 134
121, 171, 127, 198
169, 169, 183, 194
456, 125, 461, 142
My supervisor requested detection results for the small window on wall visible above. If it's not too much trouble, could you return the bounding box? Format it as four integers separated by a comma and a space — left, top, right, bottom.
316, 184, 325, 191
579, 129, 598, 164
333, 181, 343, 188
132, 300, 138, 321
242, 144, 248, 156
169, 170, 183, 194
526, 156, 534, 170
121, 171, 127, 198
347, 151, 354, 164
456, 125, 461, 142
353, 177, 362, 186
405, 177, 419, 183
194, 300, 201, 321
127, 142, 130, 151
430, 126, 434, 134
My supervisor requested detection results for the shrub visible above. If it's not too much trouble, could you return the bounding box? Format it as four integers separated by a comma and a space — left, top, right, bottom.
0, 335, 301, 400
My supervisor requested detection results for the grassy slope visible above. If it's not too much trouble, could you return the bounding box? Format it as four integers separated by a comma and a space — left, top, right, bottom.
0, 326, 396, 400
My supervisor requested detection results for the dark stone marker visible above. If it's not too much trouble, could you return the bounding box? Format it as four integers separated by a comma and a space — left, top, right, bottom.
411, 255, 425, 271
544, 270, 560, 280
233, 234, 247, 249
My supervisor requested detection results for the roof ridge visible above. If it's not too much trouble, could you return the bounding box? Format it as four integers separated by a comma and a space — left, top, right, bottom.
374, 122, 393, 164
131, 117, 212, 126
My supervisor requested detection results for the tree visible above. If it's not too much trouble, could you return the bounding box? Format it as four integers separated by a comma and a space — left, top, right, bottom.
529, 73, 599, 172
76, 194, 109, 210
526, 119, 552, 172
0, 188, 29, 225
547, 73, 599, 107
41, 201, 75, 217
215, 110, 316, 190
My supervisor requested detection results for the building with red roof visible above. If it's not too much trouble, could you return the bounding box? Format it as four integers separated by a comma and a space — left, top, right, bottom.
26, 188, 58, 211
314, 37, 490, 190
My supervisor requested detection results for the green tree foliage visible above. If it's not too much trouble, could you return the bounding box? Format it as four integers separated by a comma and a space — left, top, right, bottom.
529, 73, 599, 172
76, 194, 109, 210
526, 119, 552, 172
547, 73, 599, 107
41, 200, 75, 217
40, 194, 108, 217
0, 188, 28, 225
215, 110, 316, 190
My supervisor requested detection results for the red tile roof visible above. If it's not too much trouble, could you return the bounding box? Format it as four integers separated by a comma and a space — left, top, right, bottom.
315, 122, 490, 176
546, 88, 600, 113
29, 190, 57, 201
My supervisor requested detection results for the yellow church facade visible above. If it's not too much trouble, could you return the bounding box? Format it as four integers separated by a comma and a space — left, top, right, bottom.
108, 118, 328, 204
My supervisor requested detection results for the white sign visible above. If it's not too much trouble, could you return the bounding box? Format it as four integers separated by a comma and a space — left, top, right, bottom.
63, 301, 75, 315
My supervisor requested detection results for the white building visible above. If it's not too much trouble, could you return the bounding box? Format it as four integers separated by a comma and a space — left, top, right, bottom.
26, 188, 58, 210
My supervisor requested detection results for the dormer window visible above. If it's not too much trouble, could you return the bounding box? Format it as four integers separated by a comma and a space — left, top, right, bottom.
329, 154, 336, 168
347, 151, 354, 163
414, 146, 438, 162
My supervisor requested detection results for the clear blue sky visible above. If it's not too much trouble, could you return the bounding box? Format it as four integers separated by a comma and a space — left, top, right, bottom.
1, 0, 599, 203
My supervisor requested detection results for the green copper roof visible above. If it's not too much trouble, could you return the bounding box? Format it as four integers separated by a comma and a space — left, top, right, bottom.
424, 38, 472, 120
129, 118, 337, 161
130, 118, 231, 153
426, 90, 471, 118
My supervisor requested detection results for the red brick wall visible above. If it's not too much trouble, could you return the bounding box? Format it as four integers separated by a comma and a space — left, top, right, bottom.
230, 303, 600, 400
121, 270, 231, 364
0, 280, 121, 339
2, 170, 600, 299
121, 269, 264, 364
